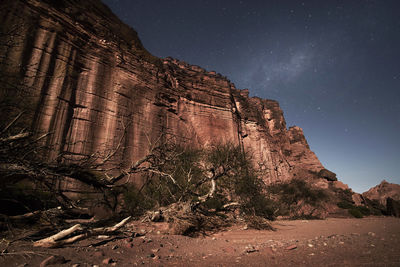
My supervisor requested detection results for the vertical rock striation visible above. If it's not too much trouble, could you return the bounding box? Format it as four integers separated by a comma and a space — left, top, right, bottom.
0, 0, 325, 185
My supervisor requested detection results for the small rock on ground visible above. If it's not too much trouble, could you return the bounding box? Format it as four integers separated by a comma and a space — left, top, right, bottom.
40, 255, 66, 267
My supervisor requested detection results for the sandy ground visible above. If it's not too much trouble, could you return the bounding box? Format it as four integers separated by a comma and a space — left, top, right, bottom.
1, 216, 399, 266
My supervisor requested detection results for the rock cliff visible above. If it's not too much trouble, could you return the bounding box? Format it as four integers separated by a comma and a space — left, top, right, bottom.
0, 0, 325, 185
363, 180, 400, 206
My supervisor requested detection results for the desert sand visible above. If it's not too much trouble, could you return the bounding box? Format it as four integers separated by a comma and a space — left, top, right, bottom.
1, 216, 399, 266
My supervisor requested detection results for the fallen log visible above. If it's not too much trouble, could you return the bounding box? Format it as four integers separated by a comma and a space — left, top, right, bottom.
33, 216, 131, 248
34, 224, 83, 248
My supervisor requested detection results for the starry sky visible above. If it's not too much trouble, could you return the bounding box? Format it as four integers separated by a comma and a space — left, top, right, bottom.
102, 0, 400, 193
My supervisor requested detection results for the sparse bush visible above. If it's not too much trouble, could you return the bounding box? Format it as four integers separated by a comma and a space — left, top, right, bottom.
267, 179, 329, 218
122, 143, 275, 221
122, 185, 154, 217
207, 143, 275, 219
349, 208, 364, 218
337, 200, 354, 209
330, 187, 353, 203
355, 205, 371, 216
337, 200, 372, 218
364, 198, 385, 215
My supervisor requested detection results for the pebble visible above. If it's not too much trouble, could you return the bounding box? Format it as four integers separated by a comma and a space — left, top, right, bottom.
245, 245, 258, 253
285, 245, 297, 250
102, 258, 114, 264
307, 244, 314, 248
125, 242, 134, 248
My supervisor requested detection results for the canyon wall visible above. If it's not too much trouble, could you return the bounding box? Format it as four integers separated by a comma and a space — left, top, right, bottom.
0, 0, 325, 185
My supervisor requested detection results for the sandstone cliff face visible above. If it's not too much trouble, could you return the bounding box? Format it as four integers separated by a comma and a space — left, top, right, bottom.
0, 0, 325, 185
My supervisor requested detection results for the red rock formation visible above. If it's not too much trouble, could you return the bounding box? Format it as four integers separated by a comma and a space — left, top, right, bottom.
0, 0, 326, 185
363, 180, 400, 206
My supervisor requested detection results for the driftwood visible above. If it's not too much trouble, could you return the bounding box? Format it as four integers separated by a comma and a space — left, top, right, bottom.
33, 216, 131, 248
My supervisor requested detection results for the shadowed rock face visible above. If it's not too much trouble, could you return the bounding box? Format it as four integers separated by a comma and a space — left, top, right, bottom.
0, 0, 325, 184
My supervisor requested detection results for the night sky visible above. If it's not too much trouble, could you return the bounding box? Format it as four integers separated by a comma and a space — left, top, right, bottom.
102, 0, 400, 193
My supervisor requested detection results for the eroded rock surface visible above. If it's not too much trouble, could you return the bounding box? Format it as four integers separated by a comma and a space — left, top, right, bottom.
362, 180, 400, 214
363, 180, 400, 206
0, 0, 327, 185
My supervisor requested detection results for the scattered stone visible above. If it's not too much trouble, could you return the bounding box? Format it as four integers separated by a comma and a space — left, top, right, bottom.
112, 245, 118, 250
102, 258, 114, 264
339, 242, 344, 245
40, 255, 66, 267
245, 245, 258, 253
133, 232, 141, 238
150, 210, 163, 222
323, 242, 327, 246
307, 244, 314, 248
97, 235, 109, 239
285, 245, 297, 250
151, 248, 160, 253
368, 232, 376, 237
72, 264, 80, 267
309, 253, 315, 256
